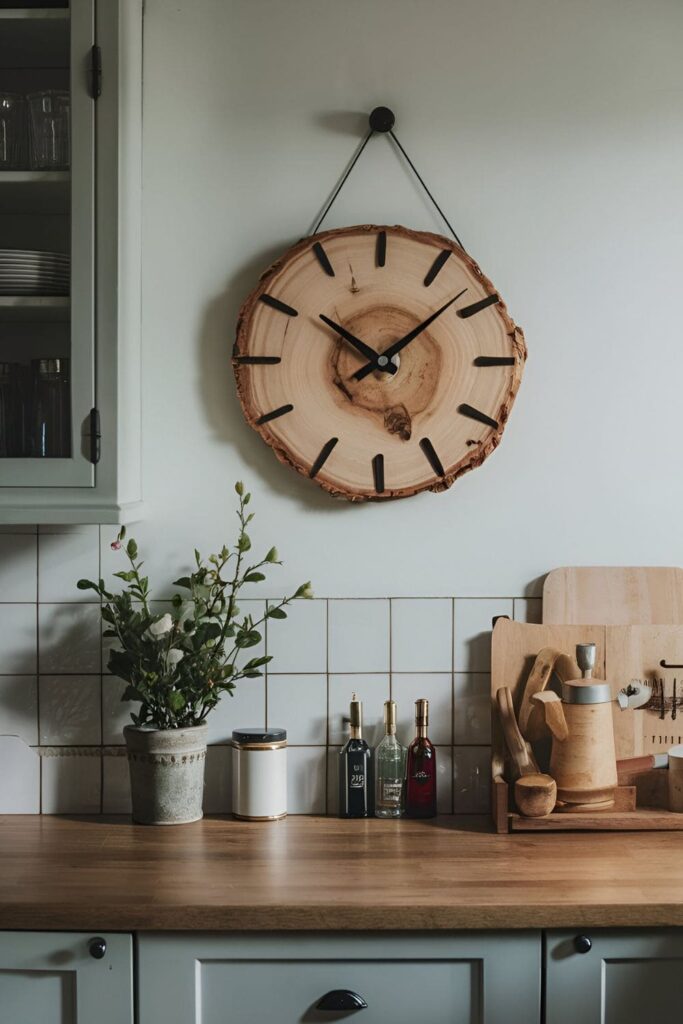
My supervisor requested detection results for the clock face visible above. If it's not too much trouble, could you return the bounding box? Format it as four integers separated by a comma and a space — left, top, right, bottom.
233, 225, 526, 501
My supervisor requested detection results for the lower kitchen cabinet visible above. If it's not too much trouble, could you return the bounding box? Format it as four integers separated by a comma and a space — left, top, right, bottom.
137, 932, 541, 1024
545, 929, 683, 1024
0, 931, 133, 1024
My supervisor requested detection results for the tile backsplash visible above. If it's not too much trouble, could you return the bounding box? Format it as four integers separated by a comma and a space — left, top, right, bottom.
0, 525, 542, 815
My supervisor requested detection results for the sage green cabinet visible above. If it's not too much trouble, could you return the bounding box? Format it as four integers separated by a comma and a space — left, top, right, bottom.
137, 932, 542, 1024
545, 929, 683, 1024
0, 931, 133, 1024
0, 1, 142, 524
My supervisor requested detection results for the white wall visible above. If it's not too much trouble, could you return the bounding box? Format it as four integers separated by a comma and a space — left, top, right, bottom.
138, 0, 683, 599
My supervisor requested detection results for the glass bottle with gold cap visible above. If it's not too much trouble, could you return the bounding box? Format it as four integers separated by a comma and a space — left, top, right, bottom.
405, 698, 437, 818
338, 692, 374, 818
375, 700, 406, 818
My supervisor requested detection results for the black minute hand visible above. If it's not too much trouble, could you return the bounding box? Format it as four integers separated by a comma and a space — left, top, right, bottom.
353, 288, 468, 382
319, 314, 397, 375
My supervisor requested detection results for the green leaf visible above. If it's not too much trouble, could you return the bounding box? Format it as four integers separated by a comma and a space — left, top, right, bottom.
113, 570, 136, 583
265, 546, 279, 563
243, 671, 262, 678
267, 606, 287, 620
173, 576, 192, 590
77, 579, 99, 592
168, 690, 186, 712
235, 629, 262, 648
235, 481, 244, 496
244, 571, 265, 583
238, 533, 251, 553
294, 581, 314, 599
126, 539, 138, 560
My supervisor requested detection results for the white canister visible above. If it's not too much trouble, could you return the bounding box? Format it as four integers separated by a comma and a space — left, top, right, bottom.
668, 744, 683, 812
232, 728, 287, 820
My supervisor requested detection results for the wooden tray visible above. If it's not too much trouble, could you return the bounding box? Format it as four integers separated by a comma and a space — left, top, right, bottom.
491, 619, 683, 832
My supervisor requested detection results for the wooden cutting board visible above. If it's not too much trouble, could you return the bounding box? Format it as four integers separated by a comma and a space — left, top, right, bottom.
542, 567, 683, 625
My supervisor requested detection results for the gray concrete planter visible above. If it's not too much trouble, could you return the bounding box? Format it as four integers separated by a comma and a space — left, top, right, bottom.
124, 723, 208, 825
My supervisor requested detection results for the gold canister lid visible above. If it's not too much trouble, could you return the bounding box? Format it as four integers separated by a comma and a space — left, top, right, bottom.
415, 698, 429, 725
384, 699, 397, 734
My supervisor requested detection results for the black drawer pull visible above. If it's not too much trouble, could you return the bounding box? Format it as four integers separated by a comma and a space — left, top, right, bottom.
88, 937, 107, 960
574, 934, 592, 954
316, 989, 368, 1012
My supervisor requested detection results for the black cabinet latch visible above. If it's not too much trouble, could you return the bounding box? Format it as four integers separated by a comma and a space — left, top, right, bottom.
88, 45, 102, 99
88, 408, 101, 464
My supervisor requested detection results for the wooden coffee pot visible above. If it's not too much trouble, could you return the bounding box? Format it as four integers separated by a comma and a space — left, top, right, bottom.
531, 643, 618, 811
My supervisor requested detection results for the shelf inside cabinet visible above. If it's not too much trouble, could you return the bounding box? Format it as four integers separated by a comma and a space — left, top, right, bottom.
0, 9, 69, 68
0, 170, 69, 213
0, 295, 69, 321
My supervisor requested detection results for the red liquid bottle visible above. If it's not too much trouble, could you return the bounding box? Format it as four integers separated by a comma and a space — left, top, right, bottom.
404, 698, 437, 818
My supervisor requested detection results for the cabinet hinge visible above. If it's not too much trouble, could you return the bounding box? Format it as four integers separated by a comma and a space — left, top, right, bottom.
88, 408, 101, 464
88, 45, 102, 100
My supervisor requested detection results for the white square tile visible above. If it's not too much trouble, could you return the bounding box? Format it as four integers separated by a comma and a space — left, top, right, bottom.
38, 526, 100, 603
0, 534, 37, 601
392, 673, 452, 746
204, 745, 232, 814
453, 673, 491, 744
0, 735, 40, 812
0, 675, 38, 744
453, 746, 491, 813
102, 754, 131, 814
328, 674, 389, 746
102, 676, 139, 744
39, 675, 101, 745
513, 598, 542, 624
0, 604, 37, 673
41, 751, 101, 813
328, 600, 389, 673
267, 674, 326, 744
326, 746, 341, 816
266, 599, 326, 673
39, 604, 101, 674
454, 599, 513, 671
287, 746, 326, 814
391, 599, 452, 672
436, 746, 453, 814
205, 676, 265, 744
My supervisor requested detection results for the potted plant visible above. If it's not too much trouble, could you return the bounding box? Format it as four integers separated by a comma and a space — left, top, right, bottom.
78, 483, 312, 825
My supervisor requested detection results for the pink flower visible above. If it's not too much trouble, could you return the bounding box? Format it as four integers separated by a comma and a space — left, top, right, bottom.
111, 540, 122, 551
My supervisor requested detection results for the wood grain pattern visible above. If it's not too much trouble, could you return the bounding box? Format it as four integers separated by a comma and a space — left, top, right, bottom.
233, 225, 526, 501
543, 567, 683, 625
5, 815, 683, 930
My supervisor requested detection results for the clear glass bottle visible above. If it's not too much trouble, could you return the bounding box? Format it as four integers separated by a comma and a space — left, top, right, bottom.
375, 700, 406, 818
404, 698, 437, 818
338, 693, 374, 818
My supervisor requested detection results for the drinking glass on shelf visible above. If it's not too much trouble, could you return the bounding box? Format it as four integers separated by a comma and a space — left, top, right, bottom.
0, 93, 26, 169
0, 362, 27, 458
27, 91, 70, 170
31, 358, 71, 458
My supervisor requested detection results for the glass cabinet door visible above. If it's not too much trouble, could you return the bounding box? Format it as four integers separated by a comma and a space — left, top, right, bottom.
0, 0, 95, 487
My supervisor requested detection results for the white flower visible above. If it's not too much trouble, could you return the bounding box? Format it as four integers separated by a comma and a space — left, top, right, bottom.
145, 613, 173, 639
167, 648, 184, 666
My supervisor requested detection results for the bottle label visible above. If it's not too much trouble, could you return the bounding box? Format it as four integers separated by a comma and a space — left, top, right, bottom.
380, 779, 402, 804
350, 764, 365, 788
412, 769, 431, 784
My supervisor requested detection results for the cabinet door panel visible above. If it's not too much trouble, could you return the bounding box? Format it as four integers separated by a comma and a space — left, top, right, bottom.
138, 933, 541, 1024
0, 931, 133, 1024
546, 929, 683, 1024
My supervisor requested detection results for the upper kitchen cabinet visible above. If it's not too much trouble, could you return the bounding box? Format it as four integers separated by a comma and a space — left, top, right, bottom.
0, 0, 142, 523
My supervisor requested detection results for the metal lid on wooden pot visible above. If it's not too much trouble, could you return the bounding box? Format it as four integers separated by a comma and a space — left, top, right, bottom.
232, 728, 287, 748
561, 679, 612, 705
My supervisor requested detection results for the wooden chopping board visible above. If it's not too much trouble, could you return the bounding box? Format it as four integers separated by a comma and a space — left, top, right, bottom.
543, 567, 683, 625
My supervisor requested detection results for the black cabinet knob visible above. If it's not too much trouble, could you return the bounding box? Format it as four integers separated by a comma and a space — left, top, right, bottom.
574, 934, 592, 954
88, 937, 107, 960
316, 989, 368, 1012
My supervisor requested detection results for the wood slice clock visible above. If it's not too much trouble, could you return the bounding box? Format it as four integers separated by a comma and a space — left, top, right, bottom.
233, 224, 526, 501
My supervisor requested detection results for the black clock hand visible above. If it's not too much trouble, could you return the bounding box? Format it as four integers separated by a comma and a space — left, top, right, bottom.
319, 314, 397, 375
352, 289, 468, 382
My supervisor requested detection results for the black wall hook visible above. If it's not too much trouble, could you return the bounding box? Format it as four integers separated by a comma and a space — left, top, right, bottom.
368, 106, 395, 133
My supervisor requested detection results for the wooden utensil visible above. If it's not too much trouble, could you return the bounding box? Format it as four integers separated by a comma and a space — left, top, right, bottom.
518, 646, 579, 741
543, 566, 683, 625
514, 774, 557, 817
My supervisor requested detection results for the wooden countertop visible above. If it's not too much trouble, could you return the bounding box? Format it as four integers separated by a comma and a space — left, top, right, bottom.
2, 815, 683, 931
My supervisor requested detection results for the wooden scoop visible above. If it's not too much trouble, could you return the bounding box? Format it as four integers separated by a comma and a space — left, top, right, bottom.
496, 686, 557, 817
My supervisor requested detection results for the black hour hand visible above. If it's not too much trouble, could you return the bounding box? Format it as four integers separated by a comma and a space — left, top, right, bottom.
319, 314, 397, 375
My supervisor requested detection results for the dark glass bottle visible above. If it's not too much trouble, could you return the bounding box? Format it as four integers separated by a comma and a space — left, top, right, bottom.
338, 693, 374, 818
404, 698, 437, 818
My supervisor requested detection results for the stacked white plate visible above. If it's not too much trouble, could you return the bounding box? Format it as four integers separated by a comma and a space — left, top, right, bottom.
0, 249, 70, 296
